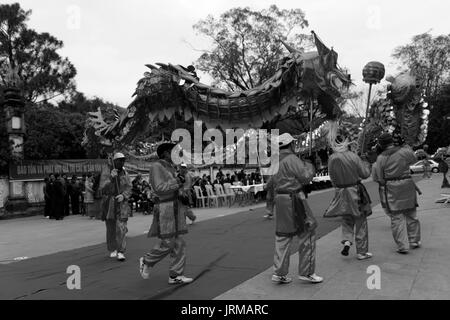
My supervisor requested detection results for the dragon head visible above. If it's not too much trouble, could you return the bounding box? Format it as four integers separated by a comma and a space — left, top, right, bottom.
386, 70, 423, 104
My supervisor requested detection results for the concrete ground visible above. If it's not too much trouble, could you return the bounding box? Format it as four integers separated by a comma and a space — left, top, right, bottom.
0, 182, 340, 265
0, 202, 265, 264
216, 176, 450, 300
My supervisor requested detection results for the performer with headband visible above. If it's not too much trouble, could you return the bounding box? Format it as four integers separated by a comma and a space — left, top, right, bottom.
324, 122, 373, 260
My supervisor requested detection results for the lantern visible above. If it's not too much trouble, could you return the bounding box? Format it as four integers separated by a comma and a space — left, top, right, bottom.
363, 61, 385, 84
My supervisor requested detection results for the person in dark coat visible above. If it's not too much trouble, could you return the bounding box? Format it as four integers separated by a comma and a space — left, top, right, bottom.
62, 174, 70, 216
80, 174, 87, 216
48, 174, 56, 219
43, 177, 51, 218
69, 175, 81, 215
53, 174, 66, 220
437, 157, 450, 188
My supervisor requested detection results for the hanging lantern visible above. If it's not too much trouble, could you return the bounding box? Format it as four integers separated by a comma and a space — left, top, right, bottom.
362, 61, 385, 84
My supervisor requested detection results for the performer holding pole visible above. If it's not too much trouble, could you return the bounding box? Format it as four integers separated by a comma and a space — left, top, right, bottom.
139, 142, 193, 284
271, 133, 323, 284
99, 152, 132, 261
324, 122, 373, 260
372, 133, 421, 254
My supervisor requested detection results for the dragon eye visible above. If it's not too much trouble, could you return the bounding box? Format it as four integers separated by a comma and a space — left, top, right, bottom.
327, 72, 343, 90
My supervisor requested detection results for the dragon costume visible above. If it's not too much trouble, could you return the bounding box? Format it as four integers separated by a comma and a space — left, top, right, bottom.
83, 32, 351, 151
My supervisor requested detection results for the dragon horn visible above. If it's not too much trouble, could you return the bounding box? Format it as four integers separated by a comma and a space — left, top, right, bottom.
280, 40, 298, 54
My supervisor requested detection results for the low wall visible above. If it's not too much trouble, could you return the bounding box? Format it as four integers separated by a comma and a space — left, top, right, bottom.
25, 180, 45, 204
0, 177, 9, 209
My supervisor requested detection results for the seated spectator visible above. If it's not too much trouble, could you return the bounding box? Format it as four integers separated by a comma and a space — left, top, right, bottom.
213, 173, 221, 186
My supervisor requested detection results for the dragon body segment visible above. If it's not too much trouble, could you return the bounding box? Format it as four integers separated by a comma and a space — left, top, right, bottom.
85, 32, 351, 148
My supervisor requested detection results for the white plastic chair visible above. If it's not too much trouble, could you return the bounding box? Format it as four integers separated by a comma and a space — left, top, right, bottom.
223, 183, 236, 206
193, 186, 207, 208
205, 185, 219, 207
214, 184, 229, 207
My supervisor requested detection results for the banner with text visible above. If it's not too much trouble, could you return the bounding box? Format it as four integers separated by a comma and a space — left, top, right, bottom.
9, 159, 109, 181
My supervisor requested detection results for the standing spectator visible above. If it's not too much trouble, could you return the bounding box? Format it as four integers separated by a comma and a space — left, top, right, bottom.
48, 174, 56, 219
84, 174, 95, 219
43, 177, 51, 219
62, 174, 70, 216
422, 145, 432, 178
69, 175, 81, 215
437, 157, 450, 188
179, 164, 196, 223
263, 176, 274, 220
80, 174, 87, 216
141, 180, 153, 215
93, 173, 103, 220
131, 174, 143, 215
238, 169, 245, 182
53, 174, 66, 220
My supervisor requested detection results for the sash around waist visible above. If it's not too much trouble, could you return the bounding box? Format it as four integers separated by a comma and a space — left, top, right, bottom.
381, 176, 412, 186
335, 180, 361, 189
275, 188, 303, 195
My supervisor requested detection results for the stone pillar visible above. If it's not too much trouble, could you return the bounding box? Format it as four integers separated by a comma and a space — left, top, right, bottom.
2, 65, 28, 212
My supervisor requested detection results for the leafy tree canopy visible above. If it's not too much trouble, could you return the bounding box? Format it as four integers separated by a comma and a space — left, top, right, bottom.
392, 32, 450, 99
193, 5, 311, 91
0, 3, 76, 103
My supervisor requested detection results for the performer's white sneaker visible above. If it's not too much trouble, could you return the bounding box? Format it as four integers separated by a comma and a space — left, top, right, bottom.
298, 274, 323, 283
271, 275, 292, 284
168, 275, 193, 284
263, 214, 273, 220
109, 250, 118, 258
410, 242, 421, 249
357, 252, 373, 260
139, 257, 150, 279
117, 252, 126, 261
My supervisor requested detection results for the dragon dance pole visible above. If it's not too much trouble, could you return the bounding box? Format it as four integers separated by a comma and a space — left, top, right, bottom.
309, 99, 313, 156
360, 83, 373, 154
361, 61, 385, 155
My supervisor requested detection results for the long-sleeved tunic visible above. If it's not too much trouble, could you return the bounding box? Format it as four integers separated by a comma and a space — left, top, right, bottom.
324, 151, 371, 218
272, 149, 316, 237
147, 160, 188, 239
372, 146, 418, 213
100, 168, 132, 221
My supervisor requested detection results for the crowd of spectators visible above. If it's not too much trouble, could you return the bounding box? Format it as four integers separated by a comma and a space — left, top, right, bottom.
129, 174, 157, 215
188, 168, 265, 207
43, 173, 101, 220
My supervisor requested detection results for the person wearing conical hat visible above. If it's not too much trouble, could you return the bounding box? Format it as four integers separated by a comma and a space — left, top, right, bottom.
324, 122, 373, 260
270, 133, 323, 284
372, 133, 421, 254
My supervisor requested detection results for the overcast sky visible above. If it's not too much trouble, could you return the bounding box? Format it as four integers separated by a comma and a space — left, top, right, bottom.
5, 0, 450, 107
